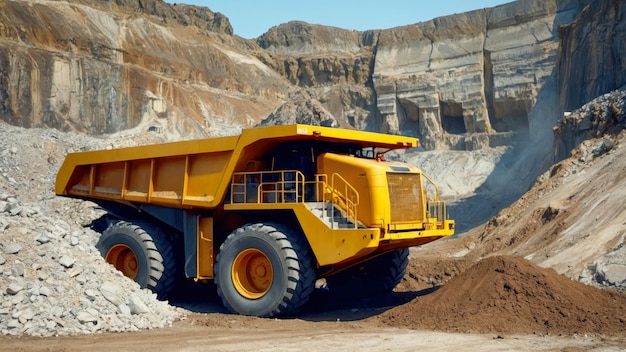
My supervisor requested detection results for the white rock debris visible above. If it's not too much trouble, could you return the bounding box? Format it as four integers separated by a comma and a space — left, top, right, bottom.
0, 123, 183, 336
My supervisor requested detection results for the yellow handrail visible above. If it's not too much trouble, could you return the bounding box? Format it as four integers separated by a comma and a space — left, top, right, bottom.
329, 173, 359, 229
230, 170, 308, 204
230, 171, 360, 228
421, 173, 447, 223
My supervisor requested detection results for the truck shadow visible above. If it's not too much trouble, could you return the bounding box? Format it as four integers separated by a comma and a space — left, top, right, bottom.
168, 282, 439, 321
168, 281, 230, 314
298, 287, 438, 322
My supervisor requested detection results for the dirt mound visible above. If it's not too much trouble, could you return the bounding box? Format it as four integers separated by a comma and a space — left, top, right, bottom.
396, 256, 475, 292
375, 256, 626, 336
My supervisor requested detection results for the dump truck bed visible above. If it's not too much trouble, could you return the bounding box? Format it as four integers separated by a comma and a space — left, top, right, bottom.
55, 124, 419, 209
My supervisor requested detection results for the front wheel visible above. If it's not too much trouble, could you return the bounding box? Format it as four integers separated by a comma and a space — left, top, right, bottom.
214, 223, 315, 317
324, 248, 410, 298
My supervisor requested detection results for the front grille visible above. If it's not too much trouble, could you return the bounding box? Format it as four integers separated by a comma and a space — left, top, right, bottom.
387, 173, 423, 223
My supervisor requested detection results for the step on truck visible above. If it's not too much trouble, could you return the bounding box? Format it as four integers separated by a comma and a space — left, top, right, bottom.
55, 124, 454, 317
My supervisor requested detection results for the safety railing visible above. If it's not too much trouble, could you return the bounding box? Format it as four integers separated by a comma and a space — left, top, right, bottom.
230, 170, 309, 204
230, 170, 360, 228
328, 173, 359, 228
421, 173, 447, 224
428, 200, 447, 224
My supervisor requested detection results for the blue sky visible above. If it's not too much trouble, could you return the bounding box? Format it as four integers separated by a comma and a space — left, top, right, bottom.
167, 1, 514, 39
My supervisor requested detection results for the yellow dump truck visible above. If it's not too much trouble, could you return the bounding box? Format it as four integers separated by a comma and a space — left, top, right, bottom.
55, 124, 454, 316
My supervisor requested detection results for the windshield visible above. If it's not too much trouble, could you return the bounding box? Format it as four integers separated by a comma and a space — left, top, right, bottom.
355, 147, 391, 161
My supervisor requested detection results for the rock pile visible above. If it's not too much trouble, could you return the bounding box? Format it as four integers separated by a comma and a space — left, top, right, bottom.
554, 87, 626, 161
0, 123, 182, 336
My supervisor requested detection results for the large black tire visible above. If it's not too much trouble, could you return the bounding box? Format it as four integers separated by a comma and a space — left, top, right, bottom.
96, 220, 177, 300
324, 248, 410, 298
214, 223, 316, 317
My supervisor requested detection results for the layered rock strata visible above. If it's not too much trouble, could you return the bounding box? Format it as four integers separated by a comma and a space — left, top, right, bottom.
259, 0, 596, 150
0, 0, 290, 137
370, 0, 591, 149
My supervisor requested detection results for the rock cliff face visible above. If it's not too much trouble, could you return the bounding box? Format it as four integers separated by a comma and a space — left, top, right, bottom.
259, 0, 594, 150
257, 22, 379, 131
558, 0, 626, 114
373, 1, 584, 150
0, 0, 623, 152
0, 0, 290, 137
553, 0, 626, 161
75, 0, 234, 35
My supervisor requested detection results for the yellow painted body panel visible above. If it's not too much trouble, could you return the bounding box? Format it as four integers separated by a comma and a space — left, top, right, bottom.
225, 203, 381, 266
318, 153, 428, 231
197, 217, 214, 279
55, 136, 238, 208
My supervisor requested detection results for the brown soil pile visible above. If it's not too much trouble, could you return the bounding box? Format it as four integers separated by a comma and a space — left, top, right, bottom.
396, 256, 475, 292
376, 256, 626, 336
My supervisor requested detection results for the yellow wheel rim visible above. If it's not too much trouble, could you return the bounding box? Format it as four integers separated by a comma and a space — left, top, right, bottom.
105, 244, 139, 279
232, 249, 273, 299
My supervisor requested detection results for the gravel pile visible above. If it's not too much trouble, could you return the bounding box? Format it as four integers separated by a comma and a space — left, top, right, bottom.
0, 123, 184, 336
554, 87, 626, 160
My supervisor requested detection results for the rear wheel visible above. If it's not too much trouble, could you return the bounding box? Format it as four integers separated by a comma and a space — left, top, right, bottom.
96, 220, 177, 300
215, 223, 315, 317
324, 248, 410, 297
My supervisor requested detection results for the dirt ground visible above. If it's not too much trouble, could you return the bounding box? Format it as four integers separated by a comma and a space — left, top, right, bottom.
1, 319, 624, 352
1, 255, 624, 351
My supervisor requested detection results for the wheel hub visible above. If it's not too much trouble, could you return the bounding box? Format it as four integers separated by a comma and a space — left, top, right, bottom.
232, 248, 273, 299
105, 244, 139, 279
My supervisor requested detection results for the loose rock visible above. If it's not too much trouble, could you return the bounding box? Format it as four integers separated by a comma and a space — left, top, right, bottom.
6, 283, 24, 295
100, 281, 125, 307
3, 243, 21, 254
58, 256, 76, 268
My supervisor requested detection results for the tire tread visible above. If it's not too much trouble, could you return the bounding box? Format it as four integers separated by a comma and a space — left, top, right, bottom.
215, 222, 315, 317
97, 220, 177, 300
